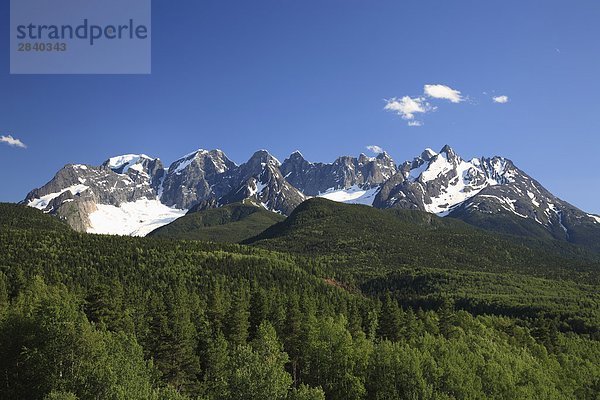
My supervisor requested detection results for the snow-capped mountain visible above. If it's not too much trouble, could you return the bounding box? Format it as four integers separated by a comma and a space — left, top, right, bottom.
24, 149, 307, 235
374, 145, 515, 215
23, 145, 600, 247
373, 145, 600, 247
24, 155, 176, 233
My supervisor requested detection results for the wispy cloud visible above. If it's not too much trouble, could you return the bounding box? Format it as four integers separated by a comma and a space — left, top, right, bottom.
366, 145, 384, 154
0, 135, 27, 148
493, 95, 509, 104
384, 96, 433, 121
424, 84, 464, 103
407, 121, 423, 127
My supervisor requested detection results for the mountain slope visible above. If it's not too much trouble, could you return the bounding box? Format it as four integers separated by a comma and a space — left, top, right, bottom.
244, 198, 600, 335
246, 198, 600, 281
373, 145, 517, 215
148, 201, 285, 242
0, 202, 71, 232
159, 149, 237, 209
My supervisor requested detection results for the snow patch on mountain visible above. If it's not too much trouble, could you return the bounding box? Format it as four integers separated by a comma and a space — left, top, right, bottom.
318, 186, 380, 206
87, 199, 187, 236
549, 203, 568, 236
106, 154, 151, 173
588, 214, 600, 223
420, 156, 494, 215
527, 191, 541, 207
172, 151, 207, 175
395, 148, 516, 216
28, 184, 90, 210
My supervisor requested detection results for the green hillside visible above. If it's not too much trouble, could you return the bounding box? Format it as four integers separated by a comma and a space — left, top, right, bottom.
148, 202, 285, 242
0, 202, 71, 232
450, 207, 600, 253
246, 199, 600, 333
247, 198, 599, 280
0, 202, 599, 399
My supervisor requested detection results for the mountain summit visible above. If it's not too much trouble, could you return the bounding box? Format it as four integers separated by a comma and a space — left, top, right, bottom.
23, 145, 600, 248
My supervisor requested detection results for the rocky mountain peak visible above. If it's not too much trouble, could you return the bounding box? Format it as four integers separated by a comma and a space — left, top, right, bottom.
289, 150, 306, 160
421, 148, 437, 161
358, 153, 372, 164
438, 144, 460, 163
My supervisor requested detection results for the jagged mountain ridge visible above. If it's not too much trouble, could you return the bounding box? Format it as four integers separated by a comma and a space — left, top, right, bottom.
280, 150, 398, 196
23, 145, 600, 246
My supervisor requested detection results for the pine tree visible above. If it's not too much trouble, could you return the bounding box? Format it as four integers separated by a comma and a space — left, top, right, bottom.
249, 288, 268, 341
202, 331, 230, 400
438, 298, 458, 339
283, 295, 303, 387
225, 289, 250, 347
147, 290, 202, 395
377, 293, 402, 341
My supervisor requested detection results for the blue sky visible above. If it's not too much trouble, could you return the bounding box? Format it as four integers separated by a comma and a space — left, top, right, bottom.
1, 0, 599, 213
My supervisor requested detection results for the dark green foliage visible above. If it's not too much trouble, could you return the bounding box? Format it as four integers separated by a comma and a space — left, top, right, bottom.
0, 203, 71, 232
1, 202, 599, 399
225, 289, 250, 347
247, 198, 600, 281
376, 293, 402, 341
0, 277, 156, 400
451, 207, 600, 254
249, 288, 268, 340
449, 207, 557, 240
148, 202, 285, 242
248, 198, 600, 333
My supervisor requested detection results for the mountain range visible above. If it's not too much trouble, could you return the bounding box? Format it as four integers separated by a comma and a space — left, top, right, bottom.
23, 145, 600, 250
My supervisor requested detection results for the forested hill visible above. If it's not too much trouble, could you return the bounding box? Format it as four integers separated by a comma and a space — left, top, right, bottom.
247, 198, 600, 281
0, 202, 599, 399
0, 202, 71, 232
148, 202, 285, 242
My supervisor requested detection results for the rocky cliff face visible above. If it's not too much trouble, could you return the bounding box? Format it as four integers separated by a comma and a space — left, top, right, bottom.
217, 150, 306, 216
159, 149, 236, 209
280, 151, 397, 196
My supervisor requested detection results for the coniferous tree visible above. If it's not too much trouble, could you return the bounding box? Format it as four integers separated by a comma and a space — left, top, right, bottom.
228, 322, 292, 400
202, 331, 230, 400
249, 288, 268, 340
438, 298, 458, 339
377, 293, 401, 341
225, 289, 250, 347
147, 290, 201, 395
283, 294, 303, 387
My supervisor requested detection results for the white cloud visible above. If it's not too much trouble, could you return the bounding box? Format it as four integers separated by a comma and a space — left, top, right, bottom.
384, 96, 433, 120
408, 121, 423, 127
366, 145, 384, 154
0, 135, 27, 148
424, 84, 464, 103
493, 95, 509, 104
